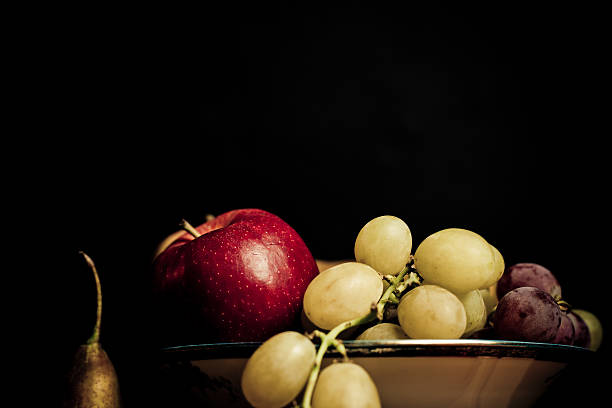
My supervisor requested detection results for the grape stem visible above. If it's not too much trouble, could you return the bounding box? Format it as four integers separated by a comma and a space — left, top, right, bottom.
310, 330, 348, 359
301, 311, 377, 407
556, 299, 572, 312
300, 263, 414, 408
387, 292, 400, 305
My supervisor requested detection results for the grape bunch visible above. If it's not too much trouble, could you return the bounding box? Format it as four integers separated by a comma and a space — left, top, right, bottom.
240, 216, 603, 408
488, 262, 603, 349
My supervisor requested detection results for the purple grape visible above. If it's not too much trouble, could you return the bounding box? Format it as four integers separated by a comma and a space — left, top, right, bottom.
497, 263, 562, 300
568, 312, 591, 348
494, 287, 562, 342
552, 312, 575, 345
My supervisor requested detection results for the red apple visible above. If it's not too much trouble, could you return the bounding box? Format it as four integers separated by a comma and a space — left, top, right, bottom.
152, 209, 320, 344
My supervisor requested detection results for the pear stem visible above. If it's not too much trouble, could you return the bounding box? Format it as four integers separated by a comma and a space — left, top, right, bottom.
180, 219, 201, 238
80, 251, 102, 345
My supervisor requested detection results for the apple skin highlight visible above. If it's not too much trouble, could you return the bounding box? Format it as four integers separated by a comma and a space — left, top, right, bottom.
152, 209, 320, 344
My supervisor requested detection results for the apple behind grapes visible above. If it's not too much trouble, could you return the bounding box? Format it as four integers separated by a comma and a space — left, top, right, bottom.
152, 209, 319, 344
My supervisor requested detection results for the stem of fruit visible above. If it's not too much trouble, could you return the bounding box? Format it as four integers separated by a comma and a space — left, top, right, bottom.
301, 264, 412, 408
376, 265, 411, 320
311, 330, 348, 359
388, 292, 400, 304
556, 299, 572, 312
80, 251, 102, 345
180, 219, 201, 238
301, 311, 377, 407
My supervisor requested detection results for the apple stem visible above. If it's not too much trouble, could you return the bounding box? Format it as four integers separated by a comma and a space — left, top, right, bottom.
80, 251, 102, 345
180, 219, 201, 238
300, 263, 415, 408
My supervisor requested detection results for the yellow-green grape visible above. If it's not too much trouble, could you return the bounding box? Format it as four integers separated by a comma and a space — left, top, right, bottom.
354, 215, 413, 276
414, 228, 496, 294
303, 262, 383, 330
479, 287, 498, 316
397, 285, 466, 339
241, 331, 316, 408
573, 309, 603, 351
457, 290, 487, 337
356, 323, 409, 340
312, 362, 381, 408
479, 244, 505, 289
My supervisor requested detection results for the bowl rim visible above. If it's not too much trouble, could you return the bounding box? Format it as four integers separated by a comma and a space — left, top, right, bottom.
158, 339, 593, 364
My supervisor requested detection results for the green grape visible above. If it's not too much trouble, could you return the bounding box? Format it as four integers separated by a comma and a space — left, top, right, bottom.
354, 215, 412, 276
303, 262, 383, 330
573, 309, 603, 351
414, 228, 497, 294
312, 362, 381, 408
457, 289, 487, 337
356, 323, 409, 340
241, 331, 316, 408
397, 284, 466, 339
479, 244, 505, 289
479, 287, 498, 316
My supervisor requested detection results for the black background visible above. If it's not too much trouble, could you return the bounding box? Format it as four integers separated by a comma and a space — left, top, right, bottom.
22, 2, 608, 406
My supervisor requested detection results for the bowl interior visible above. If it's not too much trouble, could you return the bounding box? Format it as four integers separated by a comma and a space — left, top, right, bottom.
156, 340, 592, 408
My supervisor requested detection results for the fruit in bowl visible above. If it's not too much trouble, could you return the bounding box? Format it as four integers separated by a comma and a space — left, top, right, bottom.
152, 208, 319, 344
233, 215, 604, 408
489, 262, 603, 350
149, 212, 603, 408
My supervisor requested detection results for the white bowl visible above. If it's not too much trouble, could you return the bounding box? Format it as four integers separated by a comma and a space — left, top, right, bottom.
157, 339, 592, 408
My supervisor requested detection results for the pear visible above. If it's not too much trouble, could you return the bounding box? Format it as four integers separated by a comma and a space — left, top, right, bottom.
63, 252, 121, 408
